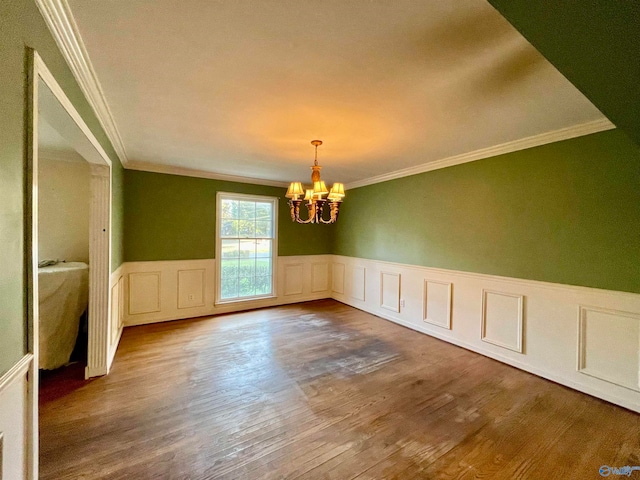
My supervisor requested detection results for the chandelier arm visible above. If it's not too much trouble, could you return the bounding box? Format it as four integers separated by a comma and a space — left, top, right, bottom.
296, 214, 315, 224
291, 200, 317, 224
308, 201, 319, 224
330, 202, 341, 222
318, 202, 340, 224
289, 199, 309, 223
317, 201, 330, 224
288, 200, 299, 222
315, 199, 327, 223
304, 202, 318, 223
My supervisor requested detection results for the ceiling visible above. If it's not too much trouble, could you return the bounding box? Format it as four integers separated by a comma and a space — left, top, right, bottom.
488, 0, 639, 146
38, 117, 85, 163
67, 0, 606, 186
37, 77, 108, 165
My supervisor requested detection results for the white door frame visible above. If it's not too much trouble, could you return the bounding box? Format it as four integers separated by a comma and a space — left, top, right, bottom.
26, 50, 113, 478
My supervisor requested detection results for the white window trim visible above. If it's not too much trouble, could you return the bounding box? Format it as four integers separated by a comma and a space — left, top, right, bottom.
215, 191, 279, 305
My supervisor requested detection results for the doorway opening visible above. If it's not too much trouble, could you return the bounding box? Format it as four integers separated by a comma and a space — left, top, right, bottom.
26, 51, 114, 477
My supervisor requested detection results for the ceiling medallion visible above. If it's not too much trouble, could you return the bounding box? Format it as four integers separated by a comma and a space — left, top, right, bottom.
285, 140, 346, 224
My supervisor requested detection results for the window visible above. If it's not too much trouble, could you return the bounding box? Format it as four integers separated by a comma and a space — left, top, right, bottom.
216, 192, 277, 303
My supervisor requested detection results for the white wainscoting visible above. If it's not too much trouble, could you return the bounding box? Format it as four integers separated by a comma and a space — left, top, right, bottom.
423, 279, 452, 329
331, 255, 640, 413
283, 263, 304, 296
348, 265, 366, 302
380, 271, 401, 313
123, 259, 215, 326
311, 262, 329, 293
107, 265, 125, 371
481, 290, 524, 353
577, 306, 640, 392
0, 355, 32, 480
122, 255, 333, 326
178, 269, 206, 309
332, 262, 345, 295
128, 271, 161, 315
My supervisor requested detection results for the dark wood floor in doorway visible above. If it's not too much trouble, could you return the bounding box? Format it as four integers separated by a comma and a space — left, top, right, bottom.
40, 299, 640, 479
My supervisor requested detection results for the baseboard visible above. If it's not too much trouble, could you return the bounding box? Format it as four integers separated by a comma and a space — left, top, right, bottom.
85, 364, 107, 378
125, 292, 331, 327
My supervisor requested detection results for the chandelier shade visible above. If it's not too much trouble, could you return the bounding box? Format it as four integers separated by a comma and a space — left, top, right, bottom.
285, 182, 304, 199
285, 140, 345, 224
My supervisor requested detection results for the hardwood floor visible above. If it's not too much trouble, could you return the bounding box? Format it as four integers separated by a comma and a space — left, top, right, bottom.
40, 299, 640, 479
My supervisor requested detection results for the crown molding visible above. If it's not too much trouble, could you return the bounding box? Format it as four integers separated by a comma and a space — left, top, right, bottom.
126, 118, 613, 190
35, 0, 129, 166
345, 118, 615, 190
126, 161, 290, 188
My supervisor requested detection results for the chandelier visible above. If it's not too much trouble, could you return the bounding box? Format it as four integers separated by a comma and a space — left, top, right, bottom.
285, 140, 346, 224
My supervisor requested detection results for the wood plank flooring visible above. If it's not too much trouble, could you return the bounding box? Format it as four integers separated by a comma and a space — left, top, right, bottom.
40, 299, 640, 479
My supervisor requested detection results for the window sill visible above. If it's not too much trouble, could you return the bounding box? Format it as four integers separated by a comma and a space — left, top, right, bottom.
215, 295, 277, 307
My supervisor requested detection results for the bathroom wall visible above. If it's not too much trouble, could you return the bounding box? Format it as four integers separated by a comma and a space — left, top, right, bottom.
38, 156, 90, 263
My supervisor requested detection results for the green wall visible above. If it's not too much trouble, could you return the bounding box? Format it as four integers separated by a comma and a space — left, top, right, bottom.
488, 1, 640, 146
125, 132, 639, 294
124, 170, 334, 261
0, 0, 123, 377
334, 129, 640, 293
111, 159, 125, 270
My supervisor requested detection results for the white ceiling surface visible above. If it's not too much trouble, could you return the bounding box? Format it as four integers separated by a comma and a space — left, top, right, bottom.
39, 116, 85, 163
68, 0, 605, 185
39, 117, 71, 154
38, 78, 106, 165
